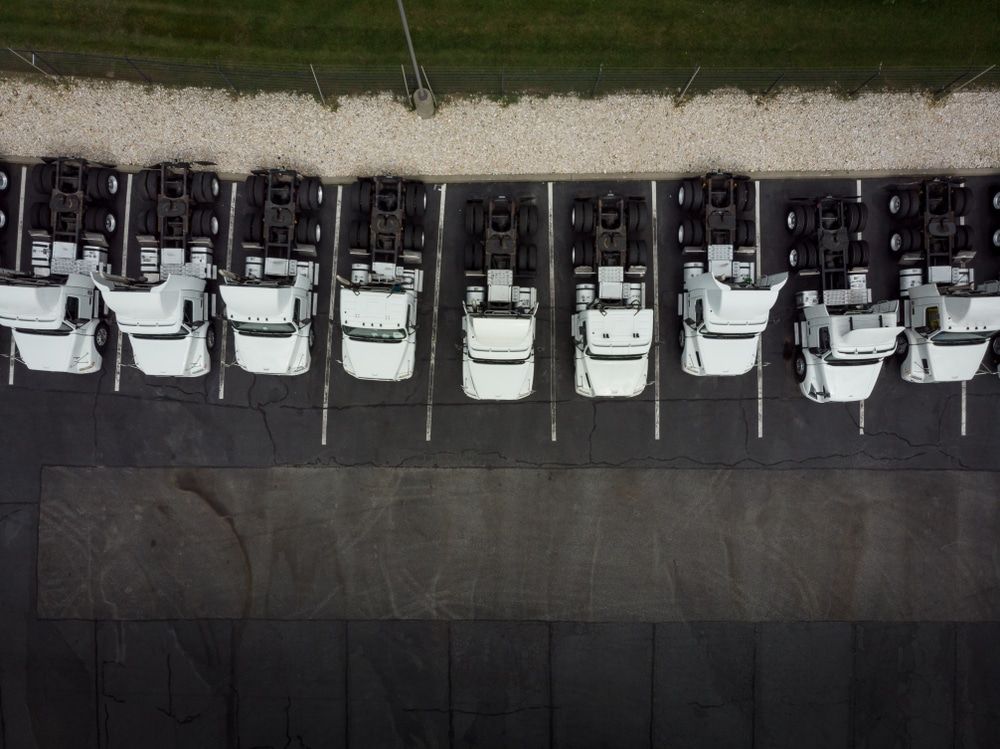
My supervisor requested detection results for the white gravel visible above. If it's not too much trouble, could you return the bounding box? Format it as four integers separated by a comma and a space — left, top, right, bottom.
0, 77, 997, 178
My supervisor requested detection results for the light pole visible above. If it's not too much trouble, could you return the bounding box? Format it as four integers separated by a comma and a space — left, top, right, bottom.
396, 0, 435, 118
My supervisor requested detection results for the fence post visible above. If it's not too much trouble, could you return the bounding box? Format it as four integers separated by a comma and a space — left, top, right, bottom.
215, 63, 238, 93
124, 56, 152, 84
763, 72, 784, 97
400, 63, 412, 102
590, 64, 604, 98
31, 51, 62, 77
678, 65, 701, 101
309, 64, 326, 105
947, 63, 997, 95
849, 63, 882, 96
6, 48, 59, 82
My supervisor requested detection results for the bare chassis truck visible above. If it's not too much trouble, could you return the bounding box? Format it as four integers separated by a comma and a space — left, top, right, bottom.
339, 176, 426, 382
94, 162, 221, 377
219, 168, 324, 376
676, 172, 787, 376
0, 157, 119, 374
786, 194, 901, 403
461, 195, 540, 400
885, 177, 1000, 383
570, 193, 653, 398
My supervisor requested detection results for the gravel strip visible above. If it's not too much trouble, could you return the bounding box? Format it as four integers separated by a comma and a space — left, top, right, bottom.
0, 77, 997, 177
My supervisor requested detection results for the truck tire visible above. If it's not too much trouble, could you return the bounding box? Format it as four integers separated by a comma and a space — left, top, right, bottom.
403, 224, 414, 250
206, 324, 216, 351
517, 245, 528, 271
518, 205, 538, 238
86, 207, 116, 235
580, 201, 595, 233
298, 177, 322, 211
736, 220, 756, 247
583, 238, 595, 267
94, 322, 110, 353
141, 169, 160, 200
295, 217, 320, 245
193, 172, 220, 204
471, 203, 485, 236
954, 225, 972, 251
0, 209, 6, 230
888, 191, 908, 217
993, 227, 1000, 249
309, 326, 316, 352
244, 212, 264, 242
951, 187, 969, 217
527, 244, 537, 272
787, 206, 805, 236
87, 169, 118, 201
793, 351, 807, 383
628, 200, 648, 233
679, 218, 704, 247
571, 240, 584, 267
736, 181, 754, 213
193, 208, 219, 237
678, 179, 702, 211
357, 179, 373, 211
990, 334, 1000, 366
33, 163, 56, 193
464, 243, 477, 271
895, 333, 908, 362
993, 190, 1000, 211
140, 208, 157, 235
31, 202, 51, 231
848, 240, 870, 268
406, 182, 427, 217
571, 200, 586, 232
0, 170, 8, 192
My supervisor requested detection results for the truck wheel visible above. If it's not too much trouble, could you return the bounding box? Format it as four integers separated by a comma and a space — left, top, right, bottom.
788, 244, 803, 271
571, 200, 585, 232
31, 202, 50, 231
308, 326, 316, 351
583, 238, 595, 267
848, 240, 869, 268
786, 206, 804, 235
403, 224, 414, 250
193, 208, 219, 237
357, 179, 373, 211
0, 209, 6, 230
517, 245, 528, 271
993, 190, 1000, 211
678, 179, 702, 211
196, 172, 221, 203
895, 333, 908, 362
993, 227, 1000, 248
952, 187, 969, 217
627, 240, 639, 266
464, 243, 477, 271
793, 351, 807, 383
0, 170, 8, 192
736, 220, 756, 247
94, 322, 110, 353
206, 324, 216, 351
405, 183, 427, 217
297, 177, 321, 211
518, 205, 538, 238
86, 207, 116, 234
470, 203, 484, 236
141, 169, 160, 200
736, 181, 754, 213
571, 240, 583, 267
954, 225, 972, 250
140, 208, 157, 235
244, 212, 263, 242
581, 201, 595, 233
678, 327, 685, 350
627, 200, 648, 233
295, 216, 320, 245
33, 163, 56, 193
465, 202, 478, 235
889, 231, 904, 253
990, 334, 1000, 365
888, 191, 906, 216
527, 244, 537, 272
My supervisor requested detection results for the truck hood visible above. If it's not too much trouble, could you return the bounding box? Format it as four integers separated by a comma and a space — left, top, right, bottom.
700, 277, 786, 335
232, 326, 311, 375
342, 337, 414, 381
340, 288, 409, 328
466, 315, 534, 360
221, 280, 304, 323
584, 308, 654, 358
683, 331, 758, 376
578, 353, 649, 398
95, 274, 205, 334
804, 359, 884, 403
13, 323, 102, 374
937, 294, 1000, 333
830, 322, 903, 360
463, 357, 534, 400
904, 335, 989, 383
128, 326, 211, 378
0, 275, 92, 330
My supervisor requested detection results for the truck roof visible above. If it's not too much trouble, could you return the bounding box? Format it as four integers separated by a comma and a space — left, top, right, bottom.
583, 307, 653, 351
95, 274, 204, 332
910, 284, 1000, 333
467, 315, 533, 355
694, 274, 785, 332
0, 273, 91, 330
340, 287, 409, 329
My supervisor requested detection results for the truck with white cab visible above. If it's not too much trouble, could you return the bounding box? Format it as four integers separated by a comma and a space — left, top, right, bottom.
461, 195, 539, 400
339, 176, 427, 382
570, 193, 652, 398
0, 157, 119, 374
786, 194, 902, 403
885, 177, 1000, 383
219, 168, 324, 376
94, 162, 221, 377
676, 172, 786, 376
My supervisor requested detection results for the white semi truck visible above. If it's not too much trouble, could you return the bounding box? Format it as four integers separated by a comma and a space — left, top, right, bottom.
786, 195, 902, 403
0, 158, 118, 374
461, 195, 539, 400
570, 193, 652, 398
94, 162, 221, 377
339, 177, 426, 382
885, 177, 1000, 383
219, 168, 324, 376
676, 173, 787, 376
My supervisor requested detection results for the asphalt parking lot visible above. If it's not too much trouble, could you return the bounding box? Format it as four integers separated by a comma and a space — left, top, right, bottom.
1, 161, 999, 748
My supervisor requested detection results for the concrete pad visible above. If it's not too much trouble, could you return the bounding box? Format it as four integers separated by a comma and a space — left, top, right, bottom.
450, 621, 550, 748
551, 622, 652, 748
653, 622, 754, 749
347, 620, 450, 749
37, 467, 1000, 622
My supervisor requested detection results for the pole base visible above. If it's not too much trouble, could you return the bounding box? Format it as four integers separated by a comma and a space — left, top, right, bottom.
412, 88, 435, 119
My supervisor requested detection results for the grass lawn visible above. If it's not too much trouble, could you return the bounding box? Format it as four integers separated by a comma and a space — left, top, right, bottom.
4, 0, 997, 69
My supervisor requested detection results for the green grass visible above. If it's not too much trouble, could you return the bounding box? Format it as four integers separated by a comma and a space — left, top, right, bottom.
4, 0, 998, 68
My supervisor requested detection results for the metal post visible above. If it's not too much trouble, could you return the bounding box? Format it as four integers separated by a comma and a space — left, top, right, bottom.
124, 56, 152, 84
590, 64, 604, 98
678, 65, 701, 101
849, 63, 882, 96
32, 51, 62, 77
396, 0, 434, 117
6, 48, 59, 81
936, 68, 973, 97
310, 64, 326, 105
949, 63, 997, 94
763, 72, 784, 96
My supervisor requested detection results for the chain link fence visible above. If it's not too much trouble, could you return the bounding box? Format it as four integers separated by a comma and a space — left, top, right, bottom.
3, 48, 997, 102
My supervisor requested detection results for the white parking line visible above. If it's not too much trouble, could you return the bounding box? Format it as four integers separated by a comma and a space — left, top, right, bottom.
961, 381, 967, 437
650, 181, 660, 441
321, 185, 344, 447
755, 180, 763, 438
856, 178, 865, 436
7, 166, 26, 386
548, 181, 557, 442
112, 173, 134, 393
425, 184, 447, 442
217, 183, 238, 400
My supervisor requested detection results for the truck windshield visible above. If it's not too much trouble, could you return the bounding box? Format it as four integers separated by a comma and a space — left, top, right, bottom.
701, 332, 757, 340
929, 331, 991, 345
585, 348, 643, 361
825, 358, 881, 366
470, 355, 530, 365
132, 331, 190, 340
15, 323, 74, 336
343, 326, 406, 342
231, 321, 295, 336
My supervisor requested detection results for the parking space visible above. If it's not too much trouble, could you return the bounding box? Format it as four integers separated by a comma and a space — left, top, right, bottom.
0, 166, 998, 476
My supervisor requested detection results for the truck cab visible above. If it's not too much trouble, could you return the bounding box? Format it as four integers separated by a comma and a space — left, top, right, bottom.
340, 177, 426, 382
886, 178, 1000, 383
676, 173, 786, 376
570, 193, 652, 398
221, 169, 323, 376
0, 158, 117, 374
460, 196, 539, 400
95, 163, 220, 377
